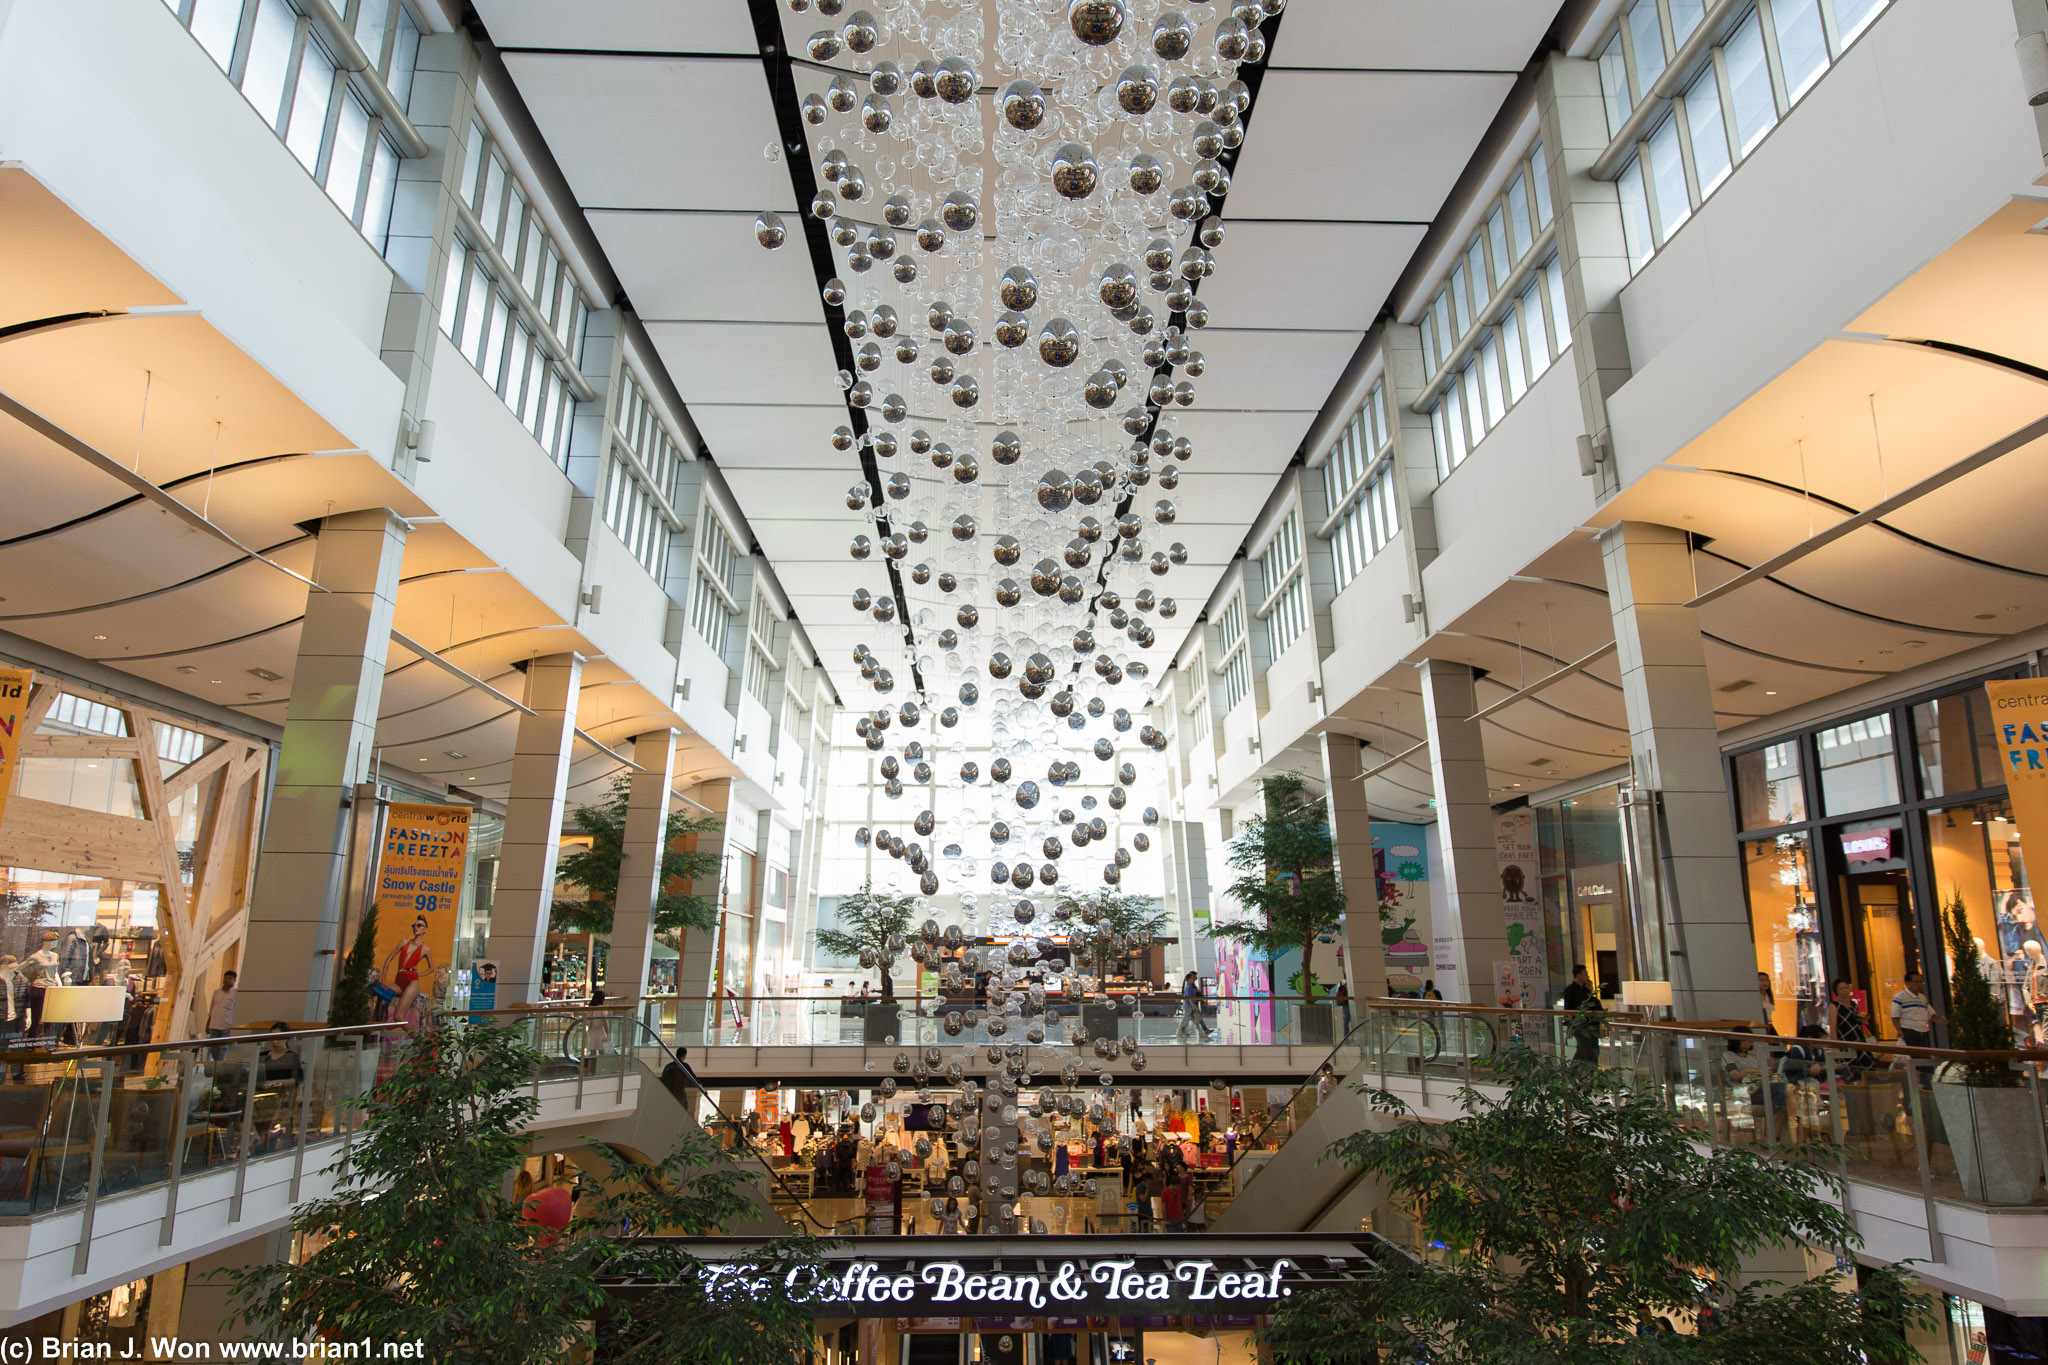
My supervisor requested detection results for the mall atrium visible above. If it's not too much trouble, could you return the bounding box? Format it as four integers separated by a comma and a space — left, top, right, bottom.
0, 0, 2046, 1360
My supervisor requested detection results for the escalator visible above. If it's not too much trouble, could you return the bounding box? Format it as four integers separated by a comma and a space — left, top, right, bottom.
521, 1019, 833, 1238
1210, 1006, 1496, 1235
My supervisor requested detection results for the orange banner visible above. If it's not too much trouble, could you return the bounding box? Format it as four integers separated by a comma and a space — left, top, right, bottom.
1985, 678, 2048, 849
372, 802, 471, 1020
0, 669, 32, 831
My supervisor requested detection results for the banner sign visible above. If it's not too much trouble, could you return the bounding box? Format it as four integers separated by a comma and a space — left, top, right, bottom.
1988, 680, 2048, 856
0, 668, 32, 831
1497, 808, 1548, 1008
372, 803, 471, 1011
704, 1255, 1303, 1315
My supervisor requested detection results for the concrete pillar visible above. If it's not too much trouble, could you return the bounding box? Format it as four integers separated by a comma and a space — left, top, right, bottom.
485, 653, 584, 1005
1601, 521, 1756, 1022
1417, 660, 1508, 1004
601, 729, 679, 1009
1321, 731, 1389, 1003
1536, 54, 1635, 500
675, 778, 734, 1030
176, 1229, 292, 1348
239, 509, 407, 1024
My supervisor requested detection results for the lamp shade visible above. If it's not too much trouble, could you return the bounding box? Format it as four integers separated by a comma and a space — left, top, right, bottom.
1620, 980, 1673, 1009
39, 985, 126, 1024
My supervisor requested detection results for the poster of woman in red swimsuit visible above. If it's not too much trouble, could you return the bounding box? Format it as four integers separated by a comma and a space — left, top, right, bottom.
382, 916, 434, 1028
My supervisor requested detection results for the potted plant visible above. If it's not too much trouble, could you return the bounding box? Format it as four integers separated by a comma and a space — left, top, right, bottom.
813, 880, 921, 1043
1933, 887, 2043, 1204
1056, 891, 1170, 1041
1206, 774, 1346, 1044
324, 905, 385, 1104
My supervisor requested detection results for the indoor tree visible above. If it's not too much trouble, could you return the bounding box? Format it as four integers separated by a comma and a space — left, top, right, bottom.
1207, 772, 1345, 1000
1055, 889, 1171, 982
226, 1020, 827, 1364
1263, 1047, 1935, 1363
551, 774, 724, 941
326, 903, 380, 1027
811, 878, 922, 1000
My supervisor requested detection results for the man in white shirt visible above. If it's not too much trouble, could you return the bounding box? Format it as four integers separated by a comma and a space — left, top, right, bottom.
1890, 972, 1945, 1049
204, 970, 237, 1056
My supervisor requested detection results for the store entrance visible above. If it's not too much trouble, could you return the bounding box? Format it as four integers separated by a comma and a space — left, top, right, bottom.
1833, 857, 1921, 1041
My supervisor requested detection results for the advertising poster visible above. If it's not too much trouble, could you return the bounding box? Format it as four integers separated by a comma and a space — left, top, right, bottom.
0, 668, 31, 830
1496, 808, 1548, 1009
373, 802, 472, 1015
469, 960, 499, 1019
1370, 820, 1431, 981
1988, 677, 2048, 843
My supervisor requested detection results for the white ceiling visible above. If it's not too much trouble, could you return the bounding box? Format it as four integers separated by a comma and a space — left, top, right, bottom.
481, 0, 1562, 699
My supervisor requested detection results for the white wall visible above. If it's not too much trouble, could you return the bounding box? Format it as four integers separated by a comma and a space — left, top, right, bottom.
1608, 0, 2040, 484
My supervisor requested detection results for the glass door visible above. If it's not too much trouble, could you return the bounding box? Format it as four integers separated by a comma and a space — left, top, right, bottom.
1826, 826, 1919, 1039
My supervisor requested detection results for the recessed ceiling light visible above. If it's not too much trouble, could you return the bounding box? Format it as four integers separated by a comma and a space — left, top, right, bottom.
417, 757, 428, 763
1765, 690, 1778, 696
92, 634, 107, 642
177, 666, 197, 675
209, 679, 222, 684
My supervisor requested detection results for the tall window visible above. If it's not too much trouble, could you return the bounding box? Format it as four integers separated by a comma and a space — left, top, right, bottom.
1182, 645, 1212, 746
1602, 0, 1892, 272
438, 121, 591, 468
161, 0, 419, 251
1427, 256, 1570, 479
690, 506, 742, 650
1215, 593, 1252, 715
1322, 379, 1401, 589
744, 587, 780, 707
1256, 508, 1309, 661
603, 370, 683, 580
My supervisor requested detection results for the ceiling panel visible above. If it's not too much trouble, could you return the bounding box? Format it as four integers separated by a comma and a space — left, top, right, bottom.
1267, 0, 1557, 71
1228, 71, 1517, 222
689, 404, 859, 468
1199, 222, 1424, 331
477, 0, 759, 54
499, 54, 791, 212
642, 321, 845, 408
1173, 328, 1361, 412
591, 210, 823, 323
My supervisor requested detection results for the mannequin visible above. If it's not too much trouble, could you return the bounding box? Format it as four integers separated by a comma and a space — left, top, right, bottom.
2026, 941, 2048, 1044
56, 927, 89, 985
26, 931, 57, 973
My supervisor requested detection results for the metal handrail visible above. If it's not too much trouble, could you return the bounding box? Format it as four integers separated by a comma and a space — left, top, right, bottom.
0, 1020, 409, 1065
619, 1016, 835, 1234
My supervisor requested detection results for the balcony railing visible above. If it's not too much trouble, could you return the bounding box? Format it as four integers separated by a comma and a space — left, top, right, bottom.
642, 991, 1358, 1052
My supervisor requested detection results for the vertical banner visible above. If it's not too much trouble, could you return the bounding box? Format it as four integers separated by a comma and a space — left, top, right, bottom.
1988, 677, 2048, 840
1497, 808, 1548, 1009
373, 803, 472, 1015
0, 668, 32, 830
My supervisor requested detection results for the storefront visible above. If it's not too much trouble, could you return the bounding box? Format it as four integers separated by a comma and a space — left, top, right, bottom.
1531, 785, 1636, 1005
1728, 668, 2030, 1041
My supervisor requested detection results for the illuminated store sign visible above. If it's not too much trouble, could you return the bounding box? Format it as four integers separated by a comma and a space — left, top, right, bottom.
702, 1256, 1297, 1313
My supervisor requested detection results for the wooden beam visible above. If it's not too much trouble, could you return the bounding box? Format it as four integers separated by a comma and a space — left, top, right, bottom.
164, 743, 233, 800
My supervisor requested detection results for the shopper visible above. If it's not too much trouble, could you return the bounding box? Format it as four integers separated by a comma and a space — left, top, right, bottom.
203, 970, 238, 1057
1131, 1172, 1153, 1232
1889, 972, 1944, 1049
940, 1195, 962, 1234
1830, 980, 1874, 1078
1161, 1172, 1184, 1231
1333, 980, 1351, 1036
1315, 1066, 1336, 1104
1423, 980, 1444, 1001
1177, 971, 1212, 1043
1560, 963, 1604, 1066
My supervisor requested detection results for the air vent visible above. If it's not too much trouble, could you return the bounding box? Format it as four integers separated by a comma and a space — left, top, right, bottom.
248, 667, 284, 682
1529, 756, 1553, 767
1718, 679, 1755, 693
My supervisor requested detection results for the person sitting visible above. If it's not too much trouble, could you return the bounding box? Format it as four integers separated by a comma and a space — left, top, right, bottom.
258, 1023, 302, 1087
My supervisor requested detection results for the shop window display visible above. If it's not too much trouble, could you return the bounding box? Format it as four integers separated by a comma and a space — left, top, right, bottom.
1744, 834, 1821, 1034
1925, 799, 2033, 1039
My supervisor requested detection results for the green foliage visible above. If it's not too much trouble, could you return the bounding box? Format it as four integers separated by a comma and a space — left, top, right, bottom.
1055, 889, 1171, 979
1207, 773, 1345, 999
226, 1021, 826, 1363
552, 775, 724, 939
812, 879, 922, 998
1264, 1047, 1936, 1364
326, 903, 379, 1028
1940, 884, 2015, 1085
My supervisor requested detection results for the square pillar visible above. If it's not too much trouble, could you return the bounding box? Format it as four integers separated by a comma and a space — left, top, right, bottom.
484, 653, 584, 1006
1601, 522, 1756, 1022
239, 508, 407, 1024
1321, 732, 1389, 1003
601, 729, 679, 1009
675, 778, 734, 1032
1418, 660, 1508, 1003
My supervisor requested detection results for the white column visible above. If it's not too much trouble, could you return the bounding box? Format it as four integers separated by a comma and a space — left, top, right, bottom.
484, 653, 584, 1005
601, 729, 678, 1009
238, 509, 407, 1024
1418, 660, 1508, 1004
1322, 731, 1389, 1002
1601, 521, 1756, 1022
